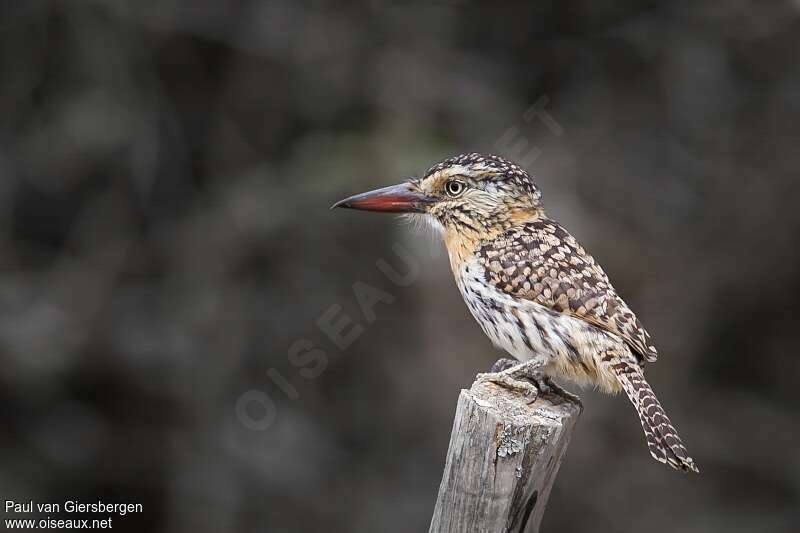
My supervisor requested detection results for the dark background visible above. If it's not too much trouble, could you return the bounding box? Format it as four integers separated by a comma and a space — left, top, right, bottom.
1, 1, 799, 532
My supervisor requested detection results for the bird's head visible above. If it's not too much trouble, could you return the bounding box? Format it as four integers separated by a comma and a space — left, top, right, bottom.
332, 153, 543, 240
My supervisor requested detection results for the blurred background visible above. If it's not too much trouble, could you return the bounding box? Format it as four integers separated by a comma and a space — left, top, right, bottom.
1, 1, 799, 531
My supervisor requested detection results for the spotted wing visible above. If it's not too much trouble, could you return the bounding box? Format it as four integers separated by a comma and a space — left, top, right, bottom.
477, 219, 658, 362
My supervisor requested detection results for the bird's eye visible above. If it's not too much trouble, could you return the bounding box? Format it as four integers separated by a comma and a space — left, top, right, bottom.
445, 180, 466, 197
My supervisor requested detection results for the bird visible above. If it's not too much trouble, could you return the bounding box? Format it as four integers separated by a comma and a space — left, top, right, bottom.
332, 153, 698, 473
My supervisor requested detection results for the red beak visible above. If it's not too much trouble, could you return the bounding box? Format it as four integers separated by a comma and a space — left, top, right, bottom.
331, 182, 432, 213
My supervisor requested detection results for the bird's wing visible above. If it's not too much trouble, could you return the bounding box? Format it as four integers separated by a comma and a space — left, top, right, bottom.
477, 218, 658, 362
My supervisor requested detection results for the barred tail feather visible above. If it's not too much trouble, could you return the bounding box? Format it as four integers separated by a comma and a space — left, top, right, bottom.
611, 360, 699, 473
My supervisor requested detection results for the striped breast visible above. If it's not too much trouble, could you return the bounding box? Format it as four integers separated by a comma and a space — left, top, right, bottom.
455, 257, 628, 392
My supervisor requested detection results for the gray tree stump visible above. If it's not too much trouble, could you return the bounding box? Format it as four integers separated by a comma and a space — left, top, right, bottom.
429, 378, 582, 533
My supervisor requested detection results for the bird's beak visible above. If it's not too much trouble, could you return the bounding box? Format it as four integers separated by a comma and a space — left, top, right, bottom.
331, 182, 432, 213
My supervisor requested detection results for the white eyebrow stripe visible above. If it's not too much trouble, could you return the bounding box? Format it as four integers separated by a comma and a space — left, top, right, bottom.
438, 164, 472, 176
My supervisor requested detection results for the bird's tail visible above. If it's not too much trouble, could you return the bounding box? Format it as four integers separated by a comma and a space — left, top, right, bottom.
609, 358, 699, 473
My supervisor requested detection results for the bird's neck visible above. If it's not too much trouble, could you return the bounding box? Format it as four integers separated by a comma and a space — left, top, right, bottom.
443, 207, 545, 277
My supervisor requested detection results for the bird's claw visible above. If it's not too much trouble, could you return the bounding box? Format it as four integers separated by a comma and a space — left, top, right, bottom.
537, 376, 583, 408
489, 357, 518, 373
474, 370, 539, 403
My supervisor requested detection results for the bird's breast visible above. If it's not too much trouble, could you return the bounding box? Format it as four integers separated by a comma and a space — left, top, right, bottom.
455, 258, 625, 391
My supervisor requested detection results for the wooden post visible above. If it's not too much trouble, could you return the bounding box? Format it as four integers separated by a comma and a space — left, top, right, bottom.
429, 378, 581, 533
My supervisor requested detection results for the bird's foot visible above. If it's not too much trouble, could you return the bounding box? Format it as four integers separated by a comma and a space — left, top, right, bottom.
535, 376, 583, 408
474, 371, 539, 402
489, 357, 518, 373
474, 358, 545, 403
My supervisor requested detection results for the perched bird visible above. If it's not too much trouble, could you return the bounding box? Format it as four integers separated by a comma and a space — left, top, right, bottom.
332, 153, 698, 473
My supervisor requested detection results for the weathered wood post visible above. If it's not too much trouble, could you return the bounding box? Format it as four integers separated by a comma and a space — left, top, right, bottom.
429, 377, 581, 533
